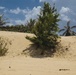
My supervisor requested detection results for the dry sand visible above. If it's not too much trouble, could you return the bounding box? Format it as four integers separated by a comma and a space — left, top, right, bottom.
0, 31, 76, 75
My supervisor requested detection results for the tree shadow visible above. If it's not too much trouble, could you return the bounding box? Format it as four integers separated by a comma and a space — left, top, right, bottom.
22, 42, 70, 58
22, 44, 56, 58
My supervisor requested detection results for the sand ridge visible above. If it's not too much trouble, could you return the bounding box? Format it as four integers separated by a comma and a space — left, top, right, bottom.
0, 31, 76, 75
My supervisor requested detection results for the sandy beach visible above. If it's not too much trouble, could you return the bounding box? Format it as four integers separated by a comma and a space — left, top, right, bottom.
0, 31, 76, 75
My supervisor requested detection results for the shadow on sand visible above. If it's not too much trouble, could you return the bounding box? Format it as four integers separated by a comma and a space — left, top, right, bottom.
22, 44, 57, 58
22, 42, 69, 58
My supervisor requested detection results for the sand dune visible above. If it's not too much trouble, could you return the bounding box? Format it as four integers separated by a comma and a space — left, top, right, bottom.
0, 31, 76, 75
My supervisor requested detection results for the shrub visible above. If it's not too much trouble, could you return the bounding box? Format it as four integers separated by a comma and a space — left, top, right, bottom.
0, 37, 8, 56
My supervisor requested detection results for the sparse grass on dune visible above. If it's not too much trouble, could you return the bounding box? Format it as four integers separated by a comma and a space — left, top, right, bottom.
0, 36, 12, 56
0, 37, 9, 56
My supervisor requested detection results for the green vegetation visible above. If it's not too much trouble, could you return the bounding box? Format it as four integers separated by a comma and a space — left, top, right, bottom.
0, 25, 28, 32
0, 18, 35, 33
59, 21, 76, 36
26, 19, 35, 33
0, 37, 8, 56
0, 14, 8, 26
26, 2, 60, 55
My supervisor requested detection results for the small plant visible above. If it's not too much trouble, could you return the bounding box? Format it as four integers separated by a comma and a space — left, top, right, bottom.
0, 37, 8, 56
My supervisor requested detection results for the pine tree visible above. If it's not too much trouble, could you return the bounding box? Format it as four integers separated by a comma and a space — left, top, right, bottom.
26, 2, 60, 53
26, 19, 35, 33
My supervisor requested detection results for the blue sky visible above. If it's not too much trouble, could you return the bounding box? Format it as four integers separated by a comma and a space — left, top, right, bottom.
0, 0, 76, 28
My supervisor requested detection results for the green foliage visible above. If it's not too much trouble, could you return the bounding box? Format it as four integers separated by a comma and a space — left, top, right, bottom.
0, 14, 8, 26
0, 19, 35, 32
26, 19, 35, 33
0, 37, 8, 56
59, 21, 76, 36
0, 25, 28, 32
26, 2, 60, 52
0, 16, 34, 33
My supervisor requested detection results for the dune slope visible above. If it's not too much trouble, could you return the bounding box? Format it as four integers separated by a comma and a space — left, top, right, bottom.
0, 31, 76, 75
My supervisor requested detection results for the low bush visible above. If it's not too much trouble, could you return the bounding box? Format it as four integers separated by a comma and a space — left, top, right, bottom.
0, 37, 8, 56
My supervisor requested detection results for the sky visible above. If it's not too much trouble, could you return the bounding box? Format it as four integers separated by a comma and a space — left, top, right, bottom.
0, 0, 76, 28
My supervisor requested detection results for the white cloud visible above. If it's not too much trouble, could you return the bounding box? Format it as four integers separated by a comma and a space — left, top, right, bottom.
39, 0, 45, 2
10, 7, 21, 14
15, 19, 26, 25
9, 7, 33, 15
3, 6, 41, 25
39, 0, 56, 2
0, 6, 5, 9
60, 14, 70, 21
22, 9, 30, 14
60, 7, 71, 14
59, 7, 71, 21
25, 6, 41, 21
14, 6, 41, 24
